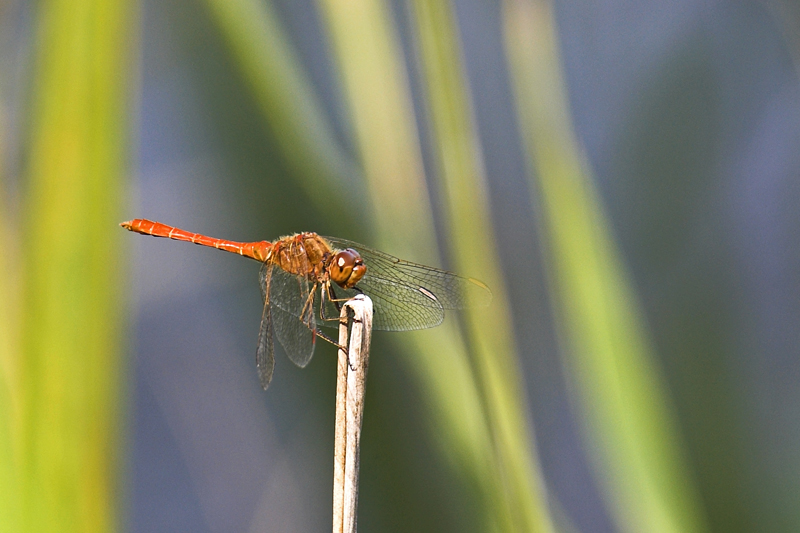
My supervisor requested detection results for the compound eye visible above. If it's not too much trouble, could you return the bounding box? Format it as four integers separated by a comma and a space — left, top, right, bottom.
330, 248, 366, 289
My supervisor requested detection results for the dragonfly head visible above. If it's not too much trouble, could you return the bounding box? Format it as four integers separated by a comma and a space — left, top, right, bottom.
329, 248, 366, 289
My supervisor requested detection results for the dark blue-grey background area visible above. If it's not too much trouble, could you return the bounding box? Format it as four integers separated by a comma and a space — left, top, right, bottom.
128, 1, 800, 532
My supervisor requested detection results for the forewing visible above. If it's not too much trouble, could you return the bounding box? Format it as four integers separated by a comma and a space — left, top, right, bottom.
268, 265, 316, 368
319, 278, 443, 331
324, 237, 492, 331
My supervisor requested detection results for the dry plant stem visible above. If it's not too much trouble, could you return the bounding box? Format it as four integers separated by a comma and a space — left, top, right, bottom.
332, 335, 348, 533
332, 295, 373, 533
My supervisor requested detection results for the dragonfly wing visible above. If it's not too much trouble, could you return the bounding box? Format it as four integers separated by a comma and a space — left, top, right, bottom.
324, 237, 492, 331
256, 263, 275, 390
268, 265, 316, 368
320, 277, 444, 331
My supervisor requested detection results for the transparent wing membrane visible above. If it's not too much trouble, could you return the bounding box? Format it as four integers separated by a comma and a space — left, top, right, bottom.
323, 237, 492, 330
256, 263, 275, 390
318, 278, 444, 331
270, 267, 316, 368
261, 260, 316, 368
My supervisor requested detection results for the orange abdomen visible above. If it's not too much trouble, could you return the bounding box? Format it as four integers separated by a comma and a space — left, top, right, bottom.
120, 219, 271, 262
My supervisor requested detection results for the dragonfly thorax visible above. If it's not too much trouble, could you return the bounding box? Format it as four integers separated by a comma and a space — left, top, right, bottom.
268, 233, 366, 289
268, 232, 334, 282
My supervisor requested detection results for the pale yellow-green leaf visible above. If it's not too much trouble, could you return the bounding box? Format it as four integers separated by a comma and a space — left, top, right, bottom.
201, 0, 365, 220
410, 0, 554, 531
15, 0, 135, 530
314, 0, 558, 530
502, 1, 708, 532
0, 109, 22, 533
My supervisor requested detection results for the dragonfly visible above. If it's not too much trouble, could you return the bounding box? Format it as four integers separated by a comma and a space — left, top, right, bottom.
121, 219, 492, 389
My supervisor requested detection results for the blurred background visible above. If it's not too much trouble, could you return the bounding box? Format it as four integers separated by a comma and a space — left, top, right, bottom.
2, 0, 799, 531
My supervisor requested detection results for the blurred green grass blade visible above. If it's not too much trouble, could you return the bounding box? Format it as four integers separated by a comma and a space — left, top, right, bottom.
18, 0, 134, 530
0, 116, 22, 531
201, 0, 366, 220
410, 1, 554, 531
318, 0, 514, 530
317, 0, 434, 252
502, 1, 708, 532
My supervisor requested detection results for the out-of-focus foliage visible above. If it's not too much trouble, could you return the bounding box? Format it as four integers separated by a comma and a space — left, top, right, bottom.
0, 0, 135, 531
201, 0, 365, 221
3, 0, 799, 531
0, 115, 21, 532
316, 0, 553, 529
411, 1, 552, 530
504, 2, 708, 531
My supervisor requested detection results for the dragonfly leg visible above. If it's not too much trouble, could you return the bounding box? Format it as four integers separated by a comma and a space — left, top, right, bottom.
330, 284, 364, 303
319, 283, 366, 318
298, 283, 348, 351
313, 327, 347, 351
319, 282, 344, 323
299, 283, 318, 327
